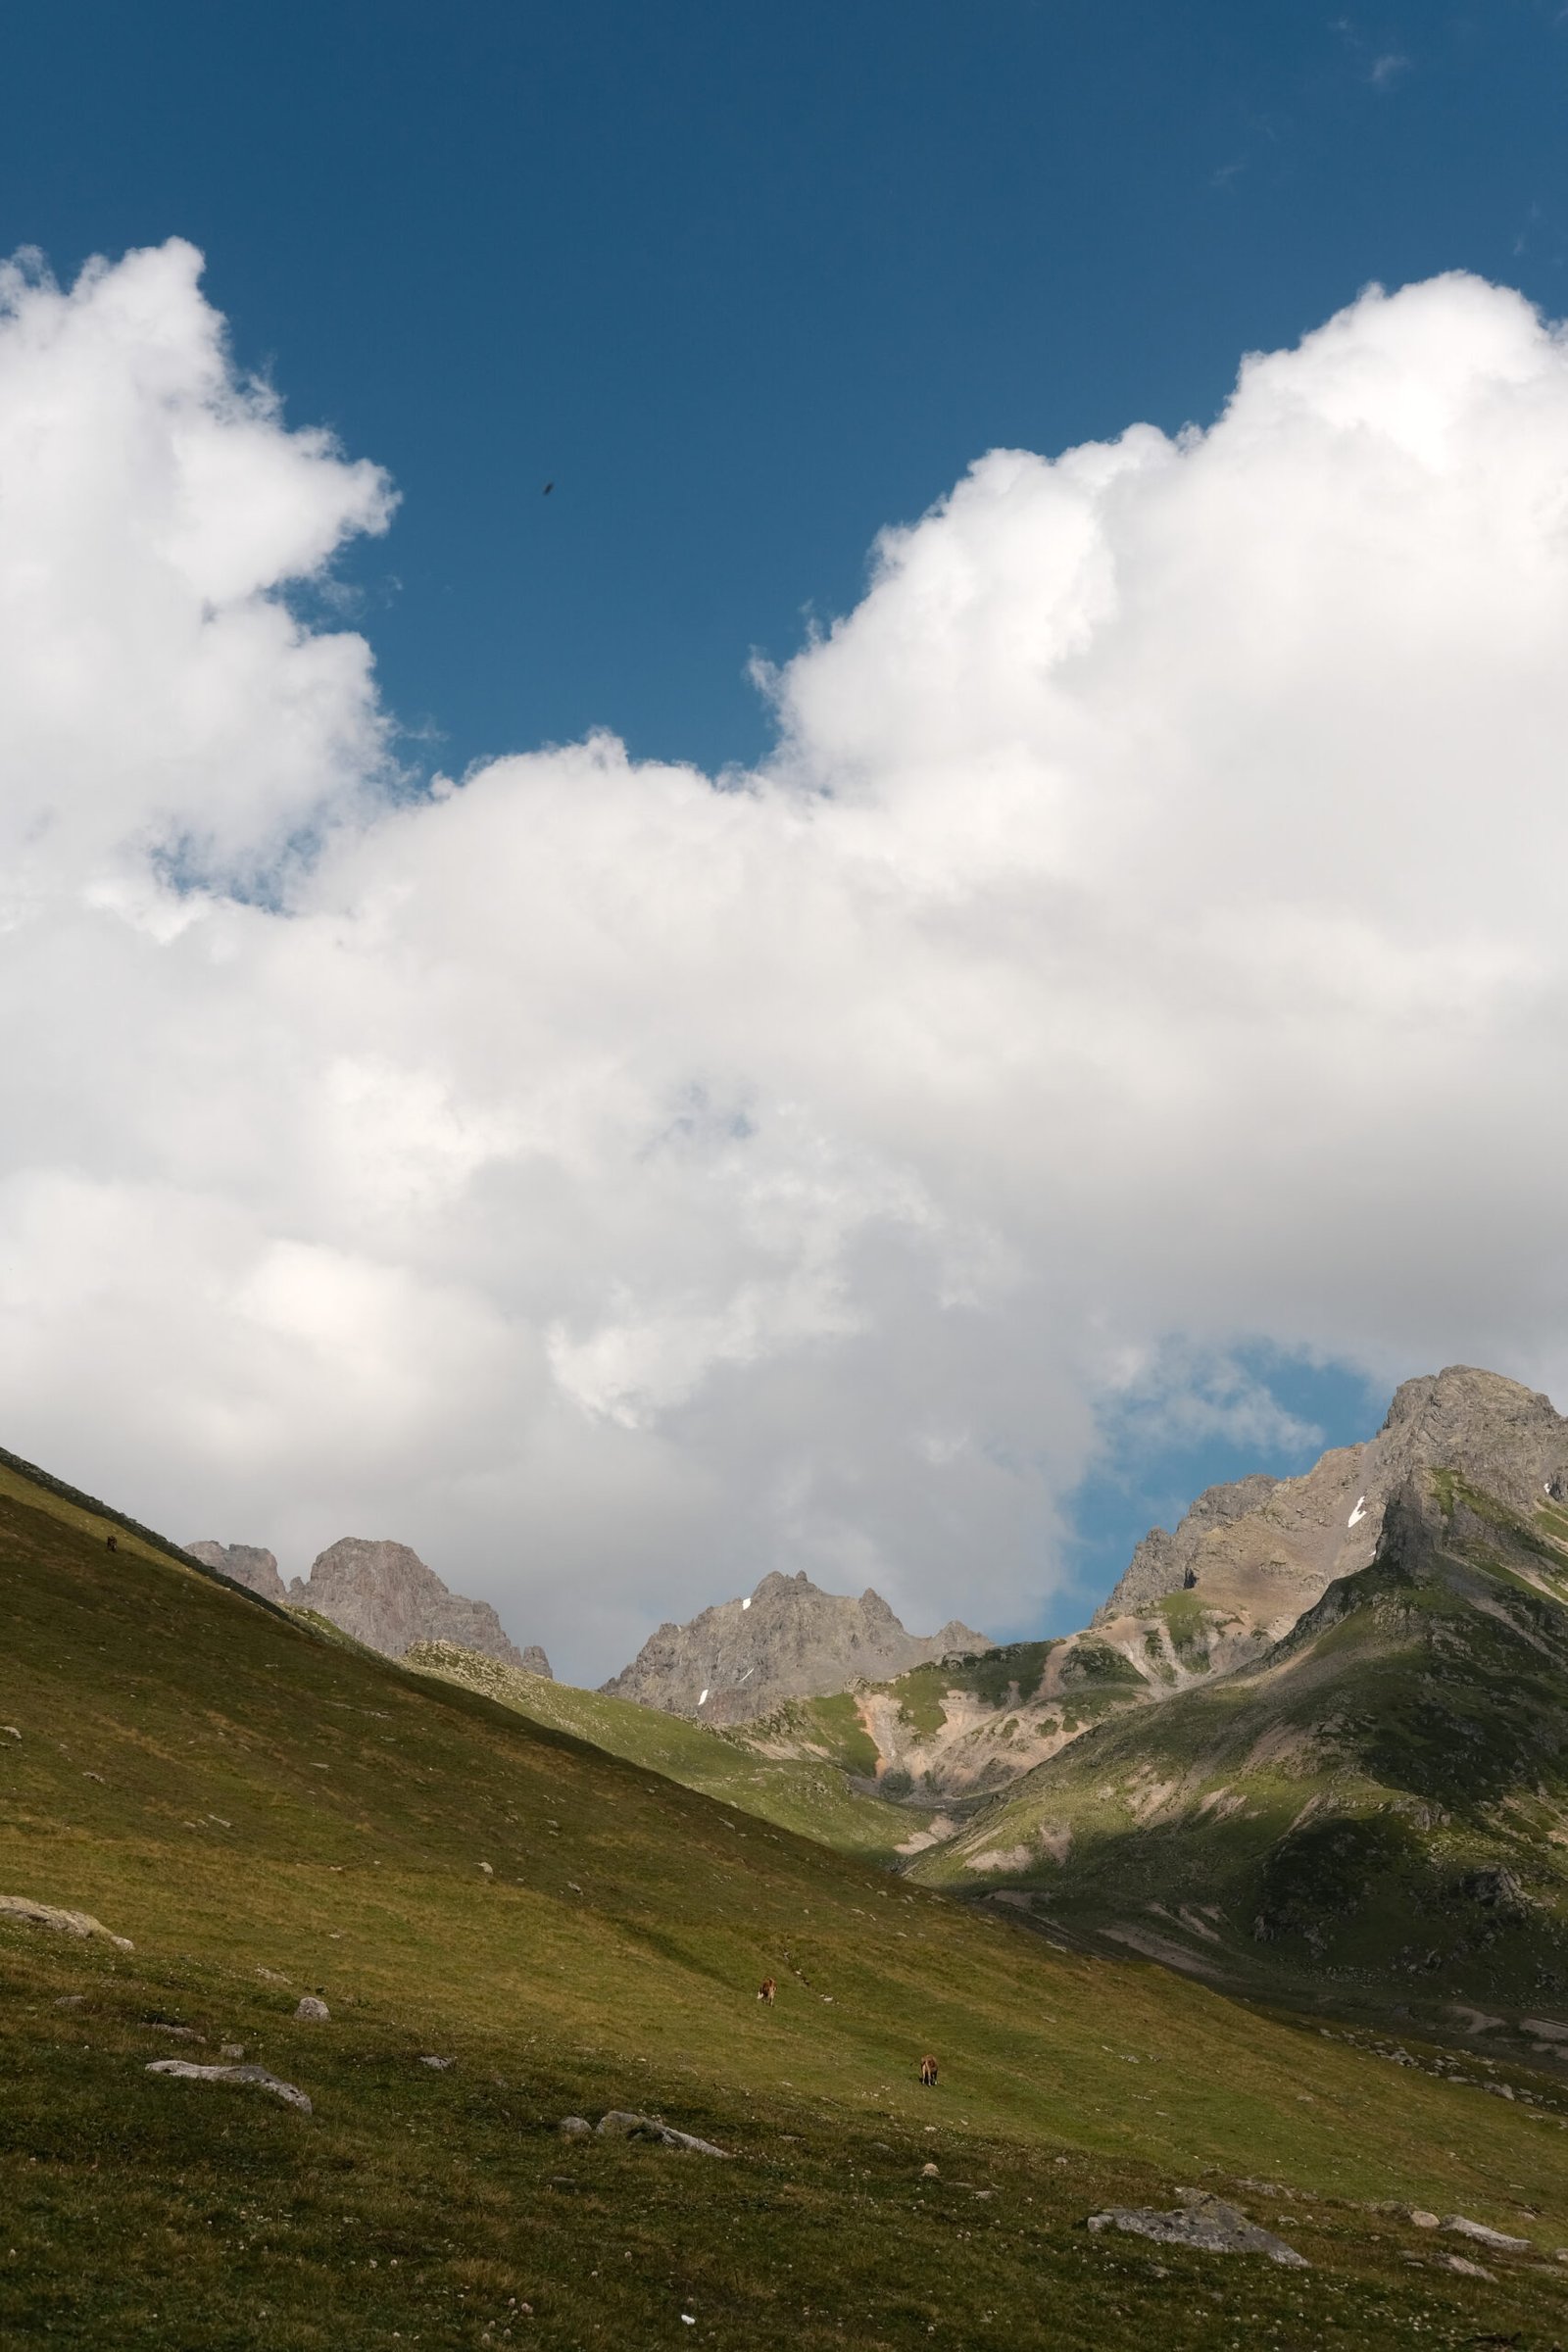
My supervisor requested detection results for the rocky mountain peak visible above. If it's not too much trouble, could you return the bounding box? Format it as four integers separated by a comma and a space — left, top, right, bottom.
187, 1534, 547, 1671
1094, 1363, 1568, 1639
602, 1570, 992, 1724
1375, 1365, 1568, 1512
185, 1542, 288, 1605
286, 1537, 542, 1671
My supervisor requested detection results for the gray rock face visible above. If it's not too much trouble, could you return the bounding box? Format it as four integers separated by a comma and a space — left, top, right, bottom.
287, 1538, 528, 1666
1096, 1475, 1281, 1621
185, 1542, 288, 1604
602, 1568, 992, 1725
519, 1645, 554, 1679
1095, 1366, 1568, 1626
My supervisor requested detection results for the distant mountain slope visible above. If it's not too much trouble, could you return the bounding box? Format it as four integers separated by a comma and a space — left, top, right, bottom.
407, 1639, 931, 1862
603, 1567, 991, 1724
911, 1457, 1568, 2049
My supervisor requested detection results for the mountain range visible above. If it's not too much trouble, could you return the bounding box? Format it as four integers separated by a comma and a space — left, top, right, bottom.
164, 1362, 1568, 2060
601, 1567, 991, 1724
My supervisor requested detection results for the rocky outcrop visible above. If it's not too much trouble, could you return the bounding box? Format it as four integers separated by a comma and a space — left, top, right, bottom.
1087, 2192, 1306, 2267
1095, 1366, 1568, 1629
0, 1892, 132, 1949
287, 1538, 529, 1666
185, 1542, 288, 1604
593, 2109, 730, 2156
603, 1568, 991, 1725
145, 2060, 312, 2114
519, 1644, 554, 1679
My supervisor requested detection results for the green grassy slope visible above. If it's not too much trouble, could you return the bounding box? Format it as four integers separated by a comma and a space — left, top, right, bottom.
404, 1640, 930, 1860
912, 1475, 1568, 2041
7, 1461, 1568, 2347
744, 1638, 1151, 1807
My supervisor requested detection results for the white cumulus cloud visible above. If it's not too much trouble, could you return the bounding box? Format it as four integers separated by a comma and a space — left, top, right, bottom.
2, 242, 1566, 1680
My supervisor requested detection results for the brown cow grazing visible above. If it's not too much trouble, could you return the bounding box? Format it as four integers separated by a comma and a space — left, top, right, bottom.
919, 2055, 939, 2087
758, 1977, 777, 2005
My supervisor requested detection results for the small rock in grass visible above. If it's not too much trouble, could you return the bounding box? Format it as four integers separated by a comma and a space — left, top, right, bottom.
1, 1727, 20, 1740
1402, 2209, 1441, 2229
478, 1862, 493, 1875
146, 2060, 312, 2115
220, 2043, 246, 2059
418, 2055, 454, 2070
559, 2116, 592, 2137
1442, 2215, 1532, 2251
0, 1893, 133, 1950
921, 2163, 940, 2179
147, 2023, 204, 2041
294, 1995, 329, 2022
53, 1995, 85, 2009
1443, 2254, 1494, 2278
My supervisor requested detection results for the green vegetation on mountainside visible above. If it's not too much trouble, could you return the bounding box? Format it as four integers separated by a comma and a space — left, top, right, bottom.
7, 1457, 1568, 2346
748, 1687, 883, 1777
913, 1475, 1568, 2040
406, 1640, 926, 1860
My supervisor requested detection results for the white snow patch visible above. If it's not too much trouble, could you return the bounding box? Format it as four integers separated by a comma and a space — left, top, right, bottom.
698, 1688, 709, 1707
1348, 1495, 1367, 1528
742, 1596, 752, 1610
737, 1666, 754, 1684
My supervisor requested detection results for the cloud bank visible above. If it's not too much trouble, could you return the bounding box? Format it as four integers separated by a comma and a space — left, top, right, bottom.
3, 241, 1566, 1678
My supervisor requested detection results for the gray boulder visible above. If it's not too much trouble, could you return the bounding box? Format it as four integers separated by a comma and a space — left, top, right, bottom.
594, 2109, 730, 2156
1088, 2190, 1305, 2266
294, 1995, 329, 2022
0, 1892, 132, 1950
146, 2059, 312, 2114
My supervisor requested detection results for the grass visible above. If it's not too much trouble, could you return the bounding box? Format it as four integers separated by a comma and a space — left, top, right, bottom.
1155, 1591, 1212, 1663
405, 1642, 925, 1861
7, 1458, 1568, 2345
751, 1689, 882, 1779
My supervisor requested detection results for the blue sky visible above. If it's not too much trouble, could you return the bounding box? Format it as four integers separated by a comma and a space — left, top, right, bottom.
7, 2, 1566, 782
2, 6, 1564, 1653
